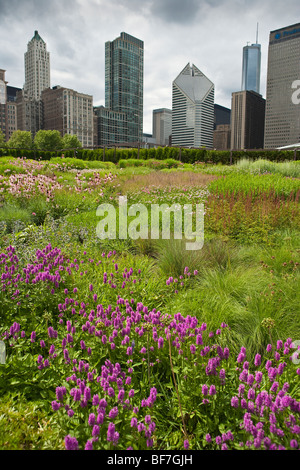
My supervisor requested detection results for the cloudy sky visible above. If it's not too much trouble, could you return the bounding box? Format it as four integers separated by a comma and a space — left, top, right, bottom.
0, 0, 298, 133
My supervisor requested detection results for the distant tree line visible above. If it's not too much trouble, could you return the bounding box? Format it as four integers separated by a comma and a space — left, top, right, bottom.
0, 129, 299, 164
0, 129, 82, 152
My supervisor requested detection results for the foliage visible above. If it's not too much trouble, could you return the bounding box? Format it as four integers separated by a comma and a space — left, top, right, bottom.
0, 130, 6, 148
61, 134, 82, 149
7, 130, 33, 150
0, 157, 299, 451
34, 130, 63, 151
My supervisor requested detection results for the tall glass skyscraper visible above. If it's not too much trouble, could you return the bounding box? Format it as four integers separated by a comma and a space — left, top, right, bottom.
105, 32, 144, 145
241, 43, 261, 94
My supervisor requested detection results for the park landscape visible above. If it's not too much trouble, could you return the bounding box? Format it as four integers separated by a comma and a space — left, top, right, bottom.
0, 132, 299, 451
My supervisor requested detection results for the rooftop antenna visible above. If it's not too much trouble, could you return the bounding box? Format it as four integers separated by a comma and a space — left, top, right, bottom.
256, 22, 259, 44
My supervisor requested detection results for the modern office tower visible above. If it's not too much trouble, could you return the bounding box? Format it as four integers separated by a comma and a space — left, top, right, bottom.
230, 90, 265, 149
264, 23, 300, 148
241, 43, 261, 94
94, 106, 127, 146
152, 108, 172, 146
42, 86, 94, 147
105, 32, 144, 145
172, 63, 214, 148
24, 30, 50, 100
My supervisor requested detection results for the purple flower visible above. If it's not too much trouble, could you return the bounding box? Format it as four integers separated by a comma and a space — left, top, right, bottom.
108, 407, 119, 419
85, 440, 93, 450
56, 386, 66, 402
131, 417, 138, 428
88, 413, 96, 426
51, 401, 60, 411
290, 439, 298, 449
254, 354, 261, 367
184, 439, 189, 449
92, 425, 100, 437
65, 435, 79, 450
231, 396, 239, 408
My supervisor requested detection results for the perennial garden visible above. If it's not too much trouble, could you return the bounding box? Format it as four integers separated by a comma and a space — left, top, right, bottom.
0, 154, 299, 450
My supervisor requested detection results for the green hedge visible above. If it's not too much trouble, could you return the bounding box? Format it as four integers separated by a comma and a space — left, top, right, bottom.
0, 146, 298, 165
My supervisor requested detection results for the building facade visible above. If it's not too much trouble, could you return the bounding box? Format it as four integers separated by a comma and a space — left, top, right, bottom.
16, 88, 43, 137
94, 106, 127, 146
24, 30, 50, 100
0, 70, 7, 140
172, 63, 214, 148
241, 43, 261, 94
16, 31, 50, 136
213, 124, 231, 150
264, 23, 300, 148
152, 108, 172, 146
230, 90, 265, 149
105, 32, 144, 145
42, 86, 94, 147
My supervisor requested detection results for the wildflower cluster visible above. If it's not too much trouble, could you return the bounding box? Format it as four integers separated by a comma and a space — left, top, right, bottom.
0, 243, 299, 450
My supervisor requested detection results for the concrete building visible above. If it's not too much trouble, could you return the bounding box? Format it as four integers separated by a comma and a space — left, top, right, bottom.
0, 70, 7, 140
152, 108, 172, 146
264, 23, 300, 148
105, 32, 144, 145
16, 31, 50, 136
42, 86, 94, 147
213, 124, 231, 150
24, 30, 50, 100
6, 85, 20, 141
230, 90, 265, 150
16, 88, 42, 137
172, 63, 214, 148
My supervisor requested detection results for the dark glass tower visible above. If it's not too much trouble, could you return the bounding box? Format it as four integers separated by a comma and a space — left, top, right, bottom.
105, 32, 144, 145
241, 43, 261, 94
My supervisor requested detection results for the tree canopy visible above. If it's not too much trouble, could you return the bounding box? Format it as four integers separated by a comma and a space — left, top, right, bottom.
34, 130, 63, 151
7, 130, 33, 149
62, 134, 82, 149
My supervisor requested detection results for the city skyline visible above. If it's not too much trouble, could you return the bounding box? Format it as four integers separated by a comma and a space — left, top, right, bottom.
0, 0, 298, 134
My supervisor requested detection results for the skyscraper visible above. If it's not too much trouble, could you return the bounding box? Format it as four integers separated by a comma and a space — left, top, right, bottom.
105, 32, 144, 145
17, 31, 50, 136
264, 23, 300, 148
172, 63, 214, 148
241, 41, 261, 94
152, 108, 172, 146
230, 90, 265, 149
24, 30, 50, 100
